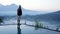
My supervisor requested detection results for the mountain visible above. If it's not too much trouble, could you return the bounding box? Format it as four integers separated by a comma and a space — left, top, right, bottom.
34, 10, 60, 21
22, 11, 60, 24
0, 4, 18, 11
0, 4, 41, 15
0, 4, 53, 16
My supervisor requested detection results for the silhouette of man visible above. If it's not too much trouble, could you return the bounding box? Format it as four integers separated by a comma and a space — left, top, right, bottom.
17, 5, 22, 16
17, 5, 22, 25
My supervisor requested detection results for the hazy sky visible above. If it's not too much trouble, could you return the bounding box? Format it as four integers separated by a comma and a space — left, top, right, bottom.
0, 0, 60, 11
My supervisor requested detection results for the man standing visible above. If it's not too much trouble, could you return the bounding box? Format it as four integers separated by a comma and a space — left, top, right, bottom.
17, 5, 22, 25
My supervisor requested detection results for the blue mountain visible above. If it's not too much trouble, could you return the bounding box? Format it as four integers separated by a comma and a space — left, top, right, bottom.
0, 4, 51, 16
0, 4, 18, 11
22, 11, 60, 25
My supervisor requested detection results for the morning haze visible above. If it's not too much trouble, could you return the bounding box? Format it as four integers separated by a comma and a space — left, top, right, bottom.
0, 0, 60, 11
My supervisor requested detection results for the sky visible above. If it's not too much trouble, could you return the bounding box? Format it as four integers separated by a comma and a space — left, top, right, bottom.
0, 0, 60, 11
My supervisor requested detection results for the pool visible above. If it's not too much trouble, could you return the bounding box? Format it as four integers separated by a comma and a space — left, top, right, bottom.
0, 25, 60, 34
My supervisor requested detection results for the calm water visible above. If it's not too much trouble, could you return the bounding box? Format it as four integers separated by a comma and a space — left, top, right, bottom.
0, 25, 60, 34
0, 19, 60, 34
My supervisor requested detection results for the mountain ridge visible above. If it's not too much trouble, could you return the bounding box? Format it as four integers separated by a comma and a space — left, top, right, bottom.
0, 4, 58, 15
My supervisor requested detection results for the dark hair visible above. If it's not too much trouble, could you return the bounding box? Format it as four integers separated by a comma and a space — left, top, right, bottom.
17, 5, 22, 16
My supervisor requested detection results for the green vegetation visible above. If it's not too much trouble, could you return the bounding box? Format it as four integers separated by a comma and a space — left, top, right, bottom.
0, 18, 3, 24
35, 20, 49, 29
35, 20, 43, 28
34, 20, 60, 32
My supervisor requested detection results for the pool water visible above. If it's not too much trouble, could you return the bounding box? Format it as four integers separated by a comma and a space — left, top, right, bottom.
0, 25, 60, 34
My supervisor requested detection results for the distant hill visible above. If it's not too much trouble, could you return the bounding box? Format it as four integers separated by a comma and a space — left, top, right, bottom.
22, 11, 60, 24
0, 10, 60, 25
0, 4, 54, 15
0, 4, 18, 11
34, 10, 60, 21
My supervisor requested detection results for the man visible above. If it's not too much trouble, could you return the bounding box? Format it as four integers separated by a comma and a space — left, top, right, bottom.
17, 5, 22, 25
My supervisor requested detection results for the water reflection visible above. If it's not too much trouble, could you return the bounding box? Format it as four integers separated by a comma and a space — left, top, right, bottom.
17, 25, 21, 34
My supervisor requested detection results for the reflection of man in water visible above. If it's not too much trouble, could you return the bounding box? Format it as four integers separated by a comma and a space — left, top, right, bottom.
17, 5, 22, 34
17, 25, 21, 34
